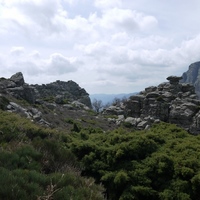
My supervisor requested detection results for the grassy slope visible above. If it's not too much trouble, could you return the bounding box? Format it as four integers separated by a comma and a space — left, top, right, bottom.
1, 109, 200, 200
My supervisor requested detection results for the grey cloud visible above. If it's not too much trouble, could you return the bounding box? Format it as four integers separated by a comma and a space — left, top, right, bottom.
10, 46, 25, 56
47, 53, 77, 75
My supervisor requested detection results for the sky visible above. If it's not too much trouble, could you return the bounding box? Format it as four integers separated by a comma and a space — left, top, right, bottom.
1, 0, 200, 94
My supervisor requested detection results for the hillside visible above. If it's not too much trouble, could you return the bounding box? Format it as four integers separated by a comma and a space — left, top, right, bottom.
1, 69, 200, 199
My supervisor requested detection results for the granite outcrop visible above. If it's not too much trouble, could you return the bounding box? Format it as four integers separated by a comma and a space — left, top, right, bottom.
0, 72, 91, 108
103, 76, 200, 134
181, 61, 200, 97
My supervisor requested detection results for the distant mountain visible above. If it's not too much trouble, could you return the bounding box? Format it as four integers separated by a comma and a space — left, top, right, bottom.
181, 61, 200, 98
90, 93, 138, 105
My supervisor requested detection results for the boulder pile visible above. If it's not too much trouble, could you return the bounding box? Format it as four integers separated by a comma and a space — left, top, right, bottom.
103, 76, 200, 134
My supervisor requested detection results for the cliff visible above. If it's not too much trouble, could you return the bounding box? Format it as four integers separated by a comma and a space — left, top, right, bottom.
181, 61, 200, 97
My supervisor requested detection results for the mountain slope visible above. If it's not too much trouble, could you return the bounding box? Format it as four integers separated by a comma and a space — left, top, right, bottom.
181, 61, 200, 97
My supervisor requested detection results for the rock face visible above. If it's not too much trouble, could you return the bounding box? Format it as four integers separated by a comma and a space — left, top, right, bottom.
32, 80, 91, 108
0, 72, 92, 108
103, 75, 200, 134
181, 61, 200, 97
0, 72, 36, 103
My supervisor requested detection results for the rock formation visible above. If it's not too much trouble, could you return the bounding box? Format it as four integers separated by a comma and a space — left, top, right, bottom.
103, 75, 200, 134
181, 61, 200, 97
32, 80, 91, 108
0, 72, 92, 108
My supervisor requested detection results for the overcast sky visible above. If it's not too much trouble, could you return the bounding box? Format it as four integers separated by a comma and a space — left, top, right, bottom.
1, 0, 200, 94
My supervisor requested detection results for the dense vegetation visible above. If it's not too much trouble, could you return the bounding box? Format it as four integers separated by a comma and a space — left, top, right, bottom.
0, 110, 104, 200
1, 109, 200, 199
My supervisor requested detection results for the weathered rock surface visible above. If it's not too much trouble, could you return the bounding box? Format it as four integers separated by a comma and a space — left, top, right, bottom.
0, 72, 92, 108
32, 80, 91, 108
0, 72, 92, 127
103, 75, 200, 134
181, 61, 200, 97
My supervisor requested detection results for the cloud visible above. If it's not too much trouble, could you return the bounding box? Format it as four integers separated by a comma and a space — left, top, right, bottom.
0, 0, 68, 38
29, 50, 41, 59
1, 47, 78, 78
98, 8, 158, 33
10, 46, 25, 56
0, 0, 200, 94
47, 53, 78, 75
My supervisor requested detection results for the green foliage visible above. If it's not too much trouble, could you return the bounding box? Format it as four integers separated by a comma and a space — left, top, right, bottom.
68, 122, 200, 199
3, 108, 200, 200
0, 95, 9, 110
65, 117, 74, 124
0, 110, 105, 200
42, 95, 55, 103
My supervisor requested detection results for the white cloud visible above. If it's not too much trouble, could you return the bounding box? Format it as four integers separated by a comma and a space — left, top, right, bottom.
29, 50, 41, 59
10, 46, 25, 56
98, 8, 158, 33
0, 0, 200, 94
47, 53, 77, 75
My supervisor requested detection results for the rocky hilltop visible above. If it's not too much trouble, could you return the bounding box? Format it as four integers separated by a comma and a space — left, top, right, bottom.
181, 61, 200, 97
0, 72, 91, 107
2, 71, 200, 134
103, 76, 200, 134
0, 72, 106, 129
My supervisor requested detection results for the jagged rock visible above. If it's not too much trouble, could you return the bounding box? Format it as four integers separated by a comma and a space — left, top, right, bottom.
102, 105, 124, 115
145, 86, 157, 93
137, 121, 148, 130
167, 76, 182, 84
115, 115, 125, 125
8, 102, 26, 112
103, 75, 200, 134
44, 102, 57, 110
181, 61, 200, 97
146, 92, 160, 99
23, 85, 36, 104
0, 79, 16, 90
124, 117, 137, 126
33, 80, 92, 108
10, 72, 25, 86
0, 72, 91, 107
71, 101, 90, 110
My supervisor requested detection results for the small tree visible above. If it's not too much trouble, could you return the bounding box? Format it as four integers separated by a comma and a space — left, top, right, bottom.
92, 98, 103, 113
112, 97, 121, 106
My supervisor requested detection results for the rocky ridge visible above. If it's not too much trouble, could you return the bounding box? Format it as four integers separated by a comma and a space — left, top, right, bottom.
0, 72, 97, 128
2, 71, 200, 134
103, 76, 200, 134
0, 72, 91, 107
181, 61, 200, 97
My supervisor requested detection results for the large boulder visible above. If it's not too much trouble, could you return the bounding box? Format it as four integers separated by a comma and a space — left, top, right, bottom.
10, 72, 25, 86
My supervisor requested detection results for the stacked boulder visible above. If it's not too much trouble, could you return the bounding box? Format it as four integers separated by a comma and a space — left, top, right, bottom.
0, 72, 36, 103
103, 76, 200, 134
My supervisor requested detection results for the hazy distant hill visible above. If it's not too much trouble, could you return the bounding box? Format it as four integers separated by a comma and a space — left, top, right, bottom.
90, 93, 137, 105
